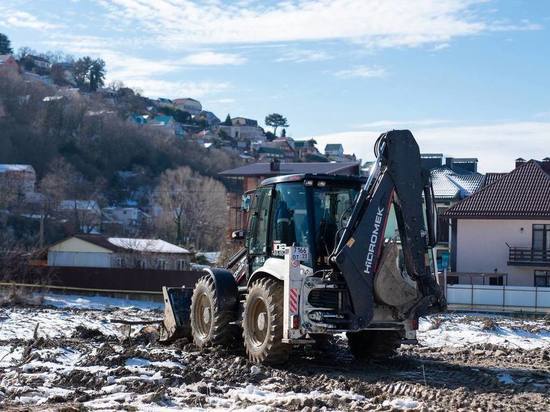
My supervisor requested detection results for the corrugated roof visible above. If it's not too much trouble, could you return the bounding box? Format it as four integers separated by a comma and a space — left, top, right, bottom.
445, 160, 550, 218
219, 161, 360, 177
73, 234, 190, 254
430, 167, 484, 200
483, 172, 507, 187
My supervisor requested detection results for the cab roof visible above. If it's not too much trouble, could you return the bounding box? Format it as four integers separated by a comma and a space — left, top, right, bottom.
260, 173, 365, 186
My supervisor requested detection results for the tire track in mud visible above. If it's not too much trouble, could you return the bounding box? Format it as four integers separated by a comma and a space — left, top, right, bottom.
1, 306, 548, 410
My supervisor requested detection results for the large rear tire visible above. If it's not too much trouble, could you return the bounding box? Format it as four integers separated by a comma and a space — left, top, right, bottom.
347, 330, 401, 360
242, 278, 290, 364
190, 275, 235, 348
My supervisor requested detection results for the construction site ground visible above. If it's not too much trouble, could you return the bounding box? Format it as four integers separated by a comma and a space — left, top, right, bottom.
0, 293, 548, 411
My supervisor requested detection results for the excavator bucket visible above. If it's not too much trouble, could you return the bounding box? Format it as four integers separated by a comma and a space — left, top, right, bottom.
158, 286, 193, 343
373, 242, 419, 308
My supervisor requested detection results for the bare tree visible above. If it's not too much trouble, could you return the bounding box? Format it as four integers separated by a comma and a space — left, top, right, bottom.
38, 158, 78, 246
155, 167, 227, 250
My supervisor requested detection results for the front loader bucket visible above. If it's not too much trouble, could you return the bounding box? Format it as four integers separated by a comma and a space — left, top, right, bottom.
158, 286, 193, 343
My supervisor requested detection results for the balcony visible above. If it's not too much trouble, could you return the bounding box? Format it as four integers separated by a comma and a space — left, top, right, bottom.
508, 247, 550, 266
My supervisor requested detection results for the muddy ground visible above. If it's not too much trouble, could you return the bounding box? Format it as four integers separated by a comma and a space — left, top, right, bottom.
0, 304, 548, 411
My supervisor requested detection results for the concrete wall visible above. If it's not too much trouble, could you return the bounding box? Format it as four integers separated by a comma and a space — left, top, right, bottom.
456, 219, 550, 286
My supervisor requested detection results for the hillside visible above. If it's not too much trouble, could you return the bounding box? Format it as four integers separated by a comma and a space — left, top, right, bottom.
0, 64, 243, 250
0, 68, 241, 198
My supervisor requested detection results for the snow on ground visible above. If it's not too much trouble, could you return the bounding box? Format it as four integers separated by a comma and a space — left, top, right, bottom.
418, 313, 550, 350
0, 293, 548, 410
41, 292, 163, 311
0, 291, 162, 343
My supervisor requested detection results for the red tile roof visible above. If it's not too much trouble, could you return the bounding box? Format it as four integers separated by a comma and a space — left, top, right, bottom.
445, 160, 550, 218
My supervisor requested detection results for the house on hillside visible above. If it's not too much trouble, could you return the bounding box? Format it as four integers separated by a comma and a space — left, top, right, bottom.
173, 98, 202, 115
148, 115, 184, 136
47, 234, 191, 270
219, 160, 361, 236
102, 206, 151, 236
444, 158, 550, 287
218, 117, 265, 142
272, 137, 296, 157
0, 164, 37, 199
26, 55, 51, 70
58, 200, 102, 233
195, 110, 220, 127
294, 139, 322, 161
156, 97, 173, 108
257, 146, 285, 160
257, 138, 296, 160
325, 144, 344, 161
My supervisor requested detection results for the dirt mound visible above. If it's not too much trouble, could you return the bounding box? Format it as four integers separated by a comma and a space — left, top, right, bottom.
71, 325, 109, 341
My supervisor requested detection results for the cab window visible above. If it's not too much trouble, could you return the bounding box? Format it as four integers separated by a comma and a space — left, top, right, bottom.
270, 183, 310, 264
247, 187, 271, 255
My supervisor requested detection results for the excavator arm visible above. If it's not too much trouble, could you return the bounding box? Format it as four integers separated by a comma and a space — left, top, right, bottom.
331, 130, 446, 328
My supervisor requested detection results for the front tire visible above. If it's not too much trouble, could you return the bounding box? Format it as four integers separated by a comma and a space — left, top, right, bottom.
190, 275, 235, 348
242, 278, 290, 364
347, 330, 401, 360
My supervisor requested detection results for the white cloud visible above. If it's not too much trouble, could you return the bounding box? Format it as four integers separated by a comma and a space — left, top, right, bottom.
98, 0, 538, 49
355, 119, 451, 128
276, 49, 332, 63
43, 36, 232, 100
121, 79, 231, 99
1, 10, 61, 30
431, 43, 450, 51
311, 121, 550, 172
179, 51, 246, 66
211, 98, 236, 104
334, 66, 386, 79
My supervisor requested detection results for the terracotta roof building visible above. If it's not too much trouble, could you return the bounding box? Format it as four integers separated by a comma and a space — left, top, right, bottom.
444, 159, 550, 287
445, 160, 550, 219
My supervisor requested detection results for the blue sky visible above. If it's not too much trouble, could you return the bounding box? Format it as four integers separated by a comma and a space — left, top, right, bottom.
1, 0, 549, 171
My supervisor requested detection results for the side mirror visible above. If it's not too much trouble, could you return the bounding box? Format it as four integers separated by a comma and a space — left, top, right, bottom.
241, 194, 251, 211
231, 230, 246, 240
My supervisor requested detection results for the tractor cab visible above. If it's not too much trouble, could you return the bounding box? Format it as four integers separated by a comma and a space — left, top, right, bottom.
245, 174, 365, 275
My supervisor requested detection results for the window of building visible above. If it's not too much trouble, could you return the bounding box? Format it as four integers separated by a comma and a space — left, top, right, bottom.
135, 259, 145, 269
532, 224, 550, 250
176, 259, 187, 271
489, 276, 504, 286
436, 207, 449, 243
534, 270, 550, 287
158, 259, 167, 270
446, 275, 459, 285
115, 257, 125, 267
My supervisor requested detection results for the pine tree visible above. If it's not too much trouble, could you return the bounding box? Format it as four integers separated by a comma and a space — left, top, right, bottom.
0, 33, 13, 55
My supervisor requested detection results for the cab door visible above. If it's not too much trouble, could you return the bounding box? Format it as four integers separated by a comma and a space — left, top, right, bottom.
246, 186, 273, 272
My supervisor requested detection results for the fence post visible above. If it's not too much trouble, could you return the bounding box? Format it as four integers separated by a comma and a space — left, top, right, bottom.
535, 286, 538, 313
444, 269, 447, 298
502, 284, 505, 309
470, 276, 474, 309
